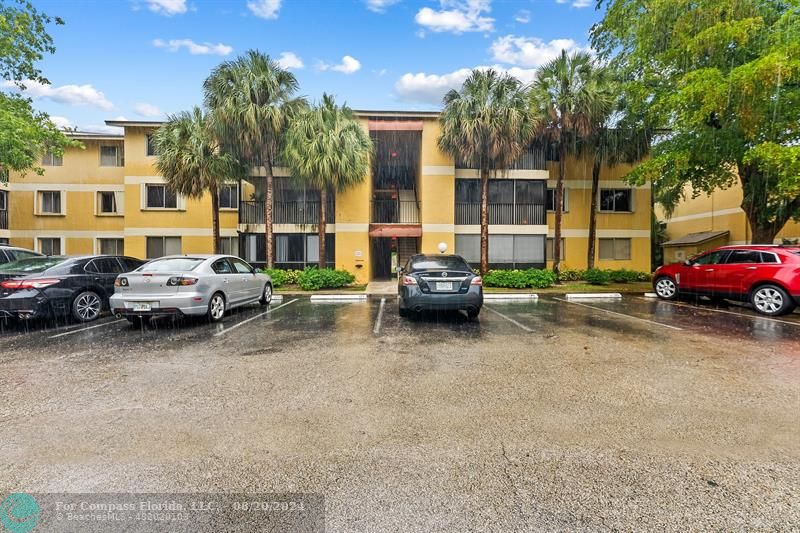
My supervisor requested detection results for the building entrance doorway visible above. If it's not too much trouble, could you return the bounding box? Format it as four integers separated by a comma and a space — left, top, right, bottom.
371, 237, 418, 280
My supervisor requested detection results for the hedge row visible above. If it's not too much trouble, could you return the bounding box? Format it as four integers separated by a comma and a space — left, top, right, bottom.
261, 267, 355, 290
482, 269, 557, 289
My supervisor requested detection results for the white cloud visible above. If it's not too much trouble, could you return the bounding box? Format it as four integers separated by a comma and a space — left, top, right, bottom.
49, 116, 72, 129
247, 0, 281, 19
2, 79, 114, 110
514, 9, 530, 23
365, 0, 400, 12
415, 0, 494, 34
84, 124, 124, 135
394, 65, 538, 105
146, 0, 188, 15
277, 51, 304, 70
318, 55, 362, 74
134, 102, 163, 117
490, 35, 591, 68
556, 0, 592, 7
152, 38, 233, 56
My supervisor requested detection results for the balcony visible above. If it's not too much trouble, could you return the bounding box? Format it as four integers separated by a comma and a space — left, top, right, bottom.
456, 148, 548, 171
0, 210, 7, 230
239, 200, 335, 225
455, 203, 545, 225
371, 199, 420, 224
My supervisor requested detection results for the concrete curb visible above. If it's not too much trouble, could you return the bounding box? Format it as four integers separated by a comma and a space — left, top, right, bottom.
644, 292, 658, 298
271, 295, 284, 302
310, 294, 368, 302
483, 293, 539, 301
566, 293, 622, 300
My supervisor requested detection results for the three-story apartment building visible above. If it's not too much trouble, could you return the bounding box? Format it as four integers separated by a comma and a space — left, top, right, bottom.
4, 111, 652, 282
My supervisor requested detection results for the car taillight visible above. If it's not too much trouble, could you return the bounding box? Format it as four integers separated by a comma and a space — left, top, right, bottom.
402, 275, 418, 286
0, 278, 61, 290
167, 276, 199, 286
114, 277, 129, 287
471, 276, 483, 286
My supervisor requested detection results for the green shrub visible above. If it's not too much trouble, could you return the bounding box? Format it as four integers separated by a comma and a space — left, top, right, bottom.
584, 268, 611, 285
608, 269, 637, 284
482, 268, 557, 289
297, 267, 355, 290
260, 268, 303, 288
559, 268, 585, 282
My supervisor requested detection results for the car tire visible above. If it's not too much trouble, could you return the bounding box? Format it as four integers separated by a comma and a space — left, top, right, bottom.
654, 276, 678, 300
72, 291, 103, 322
399, 306, 409, 318
207, 292, 226, 323
259, 283, 273, 306
750, 284, 796, 316
126, 315, 150, 327
467, 308, 480, 320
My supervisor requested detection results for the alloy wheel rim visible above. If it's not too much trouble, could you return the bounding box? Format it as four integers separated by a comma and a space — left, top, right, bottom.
264, 285, 272, 301
77, 294, 101, 320
656, 279, 675, 298
754, 288, 782, 313
211, 296, 224, 319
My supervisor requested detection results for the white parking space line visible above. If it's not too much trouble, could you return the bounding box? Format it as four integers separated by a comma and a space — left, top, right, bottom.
483, 305, 533, 332
555, 298, 683, 331
213, 299, 298, 337
638, 297, 800, 327
373, 298, 386, 334
48, 319, 127, 339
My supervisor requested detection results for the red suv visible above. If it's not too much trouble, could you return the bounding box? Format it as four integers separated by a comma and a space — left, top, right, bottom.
653, 245, 800, 316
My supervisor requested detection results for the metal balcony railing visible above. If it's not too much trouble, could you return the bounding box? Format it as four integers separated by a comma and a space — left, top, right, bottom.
456, 149, 548, 171
454, 203, 545, 225
0, 210, 7, 230
371, 199, 420, 224
239, 201, 335, 225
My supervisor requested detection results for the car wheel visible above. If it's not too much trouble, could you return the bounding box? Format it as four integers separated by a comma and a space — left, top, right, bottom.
72, 291, 103, 322
259, 283, 273, 305
126, 315, 150, 327
751, 284, 795, 316
399, 307, 409, 318
467, 308, 480, 320
654, 276, 678, 300
207, 292, 226, 323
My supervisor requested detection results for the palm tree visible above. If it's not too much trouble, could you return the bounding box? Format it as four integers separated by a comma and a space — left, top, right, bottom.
203, 50, 306, 267
438, 69, 535, 275
283, 94, 372, 268
154, 107, 243, 253
531, 50, 613, 277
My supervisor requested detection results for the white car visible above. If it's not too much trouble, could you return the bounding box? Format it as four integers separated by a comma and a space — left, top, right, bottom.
110, 255, 273, 324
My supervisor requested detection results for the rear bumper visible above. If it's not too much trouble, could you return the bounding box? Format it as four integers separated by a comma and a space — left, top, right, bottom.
0, 292, 54, 319
109, 293, 209, 318
400, 286, 483, 311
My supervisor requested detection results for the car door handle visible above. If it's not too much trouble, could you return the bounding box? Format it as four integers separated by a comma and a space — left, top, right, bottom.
704, 268, 715, 272
745, 266, 758, 270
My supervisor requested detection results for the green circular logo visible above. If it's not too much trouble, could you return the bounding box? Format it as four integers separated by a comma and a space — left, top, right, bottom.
0, 493, 40, 533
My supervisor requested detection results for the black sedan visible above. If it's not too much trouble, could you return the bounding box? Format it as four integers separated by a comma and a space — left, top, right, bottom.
0, 255, 145, 322
398, 254, 483, 319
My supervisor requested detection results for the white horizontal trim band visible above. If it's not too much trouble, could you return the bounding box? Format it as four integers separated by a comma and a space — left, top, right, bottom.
664, 207, 743, 223
7, 183, 124, 192
125, 176, 164, 185
545, 229, 651, 238
456, 169, 549, 180
11, 230, 125, 238
421, 165, 455, 176
421, 224, 454, 232
454, 225, 548, 234
546, 180, 650, 190
236, 224, 337, 233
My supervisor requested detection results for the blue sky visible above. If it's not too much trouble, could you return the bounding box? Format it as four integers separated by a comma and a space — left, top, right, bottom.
8, 0, 602, 134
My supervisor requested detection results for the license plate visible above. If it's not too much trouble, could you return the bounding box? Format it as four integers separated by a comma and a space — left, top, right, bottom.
132, 302, 152, 312
435, 282, 452, 291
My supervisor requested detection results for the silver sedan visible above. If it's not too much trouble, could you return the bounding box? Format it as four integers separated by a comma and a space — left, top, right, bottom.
110, 255, 273, 324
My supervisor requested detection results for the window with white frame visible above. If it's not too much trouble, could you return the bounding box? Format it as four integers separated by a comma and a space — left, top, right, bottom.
41, 150, 63, 166
146, 236, 181, 258
219, 184, 238, 209
546, 188, 568, 212
220, 236, 239, 256
100, 145, 124, 167
546, 238, 565, 261
97, 191, 123, 215
599, 238, 631, 260
599, 188, 633, 212
98, 238, 124, 255
144, 184, 178, 209
38, 237, 61, 255
146, 134, 158, 156
38, 191, 63, 214
455, 234, 545, 268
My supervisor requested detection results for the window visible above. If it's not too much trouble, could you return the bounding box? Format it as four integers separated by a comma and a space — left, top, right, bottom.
98, 191, 122, 214
38, 191, 63, 214
212, 259, 233, 274
146, 236, 181, 259
0, 190, 6, 211
219, 184, 238, 209
692, 250, 728, 265
38, 237, 61, 255
760, 252, 780, 264
546, 238, 565, 261
273, 233, 334, 268
146, 134, 159, 156
599, 189, 632, 212
100, 145, 123, 166
455, 179, 480, 204
85, 258, 123, 274
145, 184, 177, 209
98, 238, 124, 255
220, 236, 239, 256
599, 238, 632, 260
230, 258, 253, 274
42, 150, 63, 166
546, 188, 567, 212
455, 234, 545, 268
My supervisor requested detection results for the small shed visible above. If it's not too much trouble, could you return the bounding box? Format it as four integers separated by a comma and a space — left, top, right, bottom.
661, 230, 730, 264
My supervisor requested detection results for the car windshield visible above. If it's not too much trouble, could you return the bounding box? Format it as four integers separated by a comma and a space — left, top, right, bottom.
138, 257, 204, 272
409, 256, 471, 272
0, 256, 67, 274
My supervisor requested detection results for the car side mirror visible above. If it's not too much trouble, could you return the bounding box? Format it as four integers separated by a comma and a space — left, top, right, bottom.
683, 260, 693, 266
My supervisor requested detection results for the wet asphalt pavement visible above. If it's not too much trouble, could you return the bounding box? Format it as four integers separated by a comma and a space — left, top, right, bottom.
0, 295, 798, 531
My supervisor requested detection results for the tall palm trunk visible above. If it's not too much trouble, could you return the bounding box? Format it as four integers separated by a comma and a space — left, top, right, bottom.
211, 184, 221, 255
587, 158, 601, 269
480, 167, 490, 275
318, 186, 327, 268
552, 145, 566, 278
264, 161, 274, 268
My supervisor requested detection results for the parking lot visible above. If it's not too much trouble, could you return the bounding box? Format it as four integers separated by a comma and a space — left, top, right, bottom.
1, 295, 799, 530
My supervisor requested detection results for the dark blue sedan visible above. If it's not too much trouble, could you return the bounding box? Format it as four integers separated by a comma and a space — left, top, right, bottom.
398, 254, 483, 319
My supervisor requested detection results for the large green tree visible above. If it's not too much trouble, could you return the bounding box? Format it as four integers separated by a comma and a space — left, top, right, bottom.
592, 0, 800, 243
203, 50, 306, 267
531, 50, 613, 276
439, 69, 535, 275
283, 94, 372, 268
0, 0, 75, 179
154, 107, 244, 254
